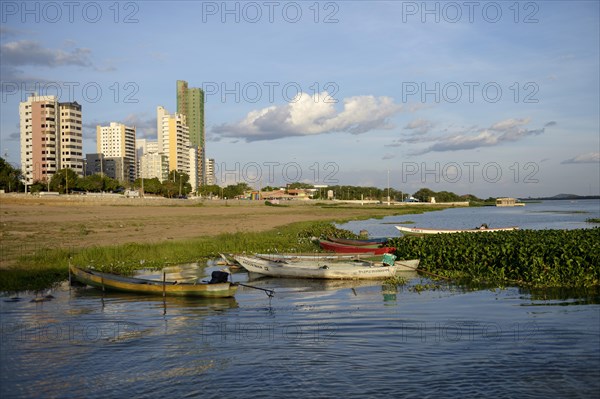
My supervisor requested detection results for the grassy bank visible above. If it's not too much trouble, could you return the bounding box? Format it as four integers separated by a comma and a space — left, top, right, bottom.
0, 220, 358, 292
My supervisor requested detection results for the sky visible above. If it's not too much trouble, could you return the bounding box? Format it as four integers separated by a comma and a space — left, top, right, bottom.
1, 0, 599, 198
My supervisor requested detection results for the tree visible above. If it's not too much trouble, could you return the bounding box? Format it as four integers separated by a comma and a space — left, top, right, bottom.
29, 181, 46, 194
134, 177, 162, 195
198, 184, 221, 197
166, 170, 192, 196
413, 188, 436, 202
161, 180, 178, 198
50, 169, 79, 194
223, 182, 251, 199
0, 157, 23, 192
288, 182, 313, 190
78, 174, 104, 192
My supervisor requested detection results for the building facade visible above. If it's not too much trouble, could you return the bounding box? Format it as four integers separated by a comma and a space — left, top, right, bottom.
139, 152, 169, 181
20, 94, 83, 185
157, 106, 190, 175
176, 80, 205, 184
205, 158, 216, 185
96, 122, 137, 182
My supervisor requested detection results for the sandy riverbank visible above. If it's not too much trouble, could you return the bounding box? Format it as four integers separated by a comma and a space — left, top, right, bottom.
0, 195, 451, 268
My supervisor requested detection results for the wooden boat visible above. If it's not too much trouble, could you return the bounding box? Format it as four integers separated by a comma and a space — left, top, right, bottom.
69, 264, 238, 298
318, 239, 396, 254
254, 252, 378, 261
233, 254, 419, 280
326, 236, 389, 246
395, 225, 520, 236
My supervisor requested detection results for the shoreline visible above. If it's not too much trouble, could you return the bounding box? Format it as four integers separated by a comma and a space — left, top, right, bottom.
0, 195, 451, 270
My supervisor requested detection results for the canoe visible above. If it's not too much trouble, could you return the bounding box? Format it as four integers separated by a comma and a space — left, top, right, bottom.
254, 252, 379, 261
326, 236, 389, 246
395, 225, 520, 236
69, 264, 238, 298
319, 240, 396, 254
233, 254, 420, 280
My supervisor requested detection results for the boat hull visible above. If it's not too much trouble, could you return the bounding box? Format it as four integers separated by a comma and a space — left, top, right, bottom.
69, 265, 238, 298
395, 225, 519, 236
326, 236, 389, 246
319, 240, 395, 254
234, 255, 419, 279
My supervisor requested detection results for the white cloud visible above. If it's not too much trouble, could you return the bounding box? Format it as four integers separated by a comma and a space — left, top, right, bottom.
1, 40, 92, 67
561, 152, 600, 164
403, 118, 434, 134
388, 118, 551, 154
212, 92, 404, 141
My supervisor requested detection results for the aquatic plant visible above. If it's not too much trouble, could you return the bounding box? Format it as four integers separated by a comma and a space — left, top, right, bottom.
390, 228, 600, 288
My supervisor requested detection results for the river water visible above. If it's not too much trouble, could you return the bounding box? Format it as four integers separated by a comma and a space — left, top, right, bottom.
1, 200, 599, 398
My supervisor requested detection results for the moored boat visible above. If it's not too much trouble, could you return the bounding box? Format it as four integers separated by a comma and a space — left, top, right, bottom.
395, 225, 520, 236
326, 236, 389, 246
69, 264, 238, 298
319, 239, 396, 254
233, 254, 419, 280
254, 252, 379, 261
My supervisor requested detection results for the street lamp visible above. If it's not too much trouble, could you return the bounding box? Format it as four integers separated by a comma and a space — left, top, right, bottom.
387, 170, 390, 206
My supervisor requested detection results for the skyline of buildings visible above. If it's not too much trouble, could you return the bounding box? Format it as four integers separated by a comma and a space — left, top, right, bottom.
18, 80, 214, 192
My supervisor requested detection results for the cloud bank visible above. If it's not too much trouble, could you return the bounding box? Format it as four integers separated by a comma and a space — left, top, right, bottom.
212, 92, 404, 141
561, 152, 600, 164
389, 118, 554, 155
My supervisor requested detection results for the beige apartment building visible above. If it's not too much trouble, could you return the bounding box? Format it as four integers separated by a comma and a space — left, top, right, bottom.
20, 94, 83, 185
157, 106, 191, 176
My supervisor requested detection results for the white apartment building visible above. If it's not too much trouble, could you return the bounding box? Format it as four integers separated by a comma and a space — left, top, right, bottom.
205, 158, 216, 185
20, 94, 83, 185
139, 152, 169, 181
96, 122, 136, 182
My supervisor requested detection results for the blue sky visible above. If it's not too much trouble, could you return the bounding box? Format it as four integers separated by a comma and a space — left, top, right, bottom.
1, 1, 598, 197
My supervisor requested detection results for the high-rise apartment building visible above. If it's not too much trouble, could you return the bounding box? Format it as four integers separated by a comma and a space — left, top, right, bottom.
205, 158, 216, 185
96, 122, 137, 182
177, 80, 205, 184
157, 106, 190, 175
20, 94, 83, 185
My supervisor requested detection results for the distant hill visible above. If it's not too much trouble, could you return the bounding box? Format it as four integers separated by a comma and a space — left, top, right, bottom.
522, 194, 600, 200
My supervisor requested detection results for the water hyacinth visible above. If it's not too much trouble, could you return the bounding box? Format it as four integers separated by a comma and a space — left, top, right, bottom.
390, 228, 600, 288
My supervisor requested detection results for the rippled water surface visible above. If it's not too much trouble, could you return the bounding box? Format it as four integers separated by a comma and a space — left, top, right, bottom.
1, 200, 599, 398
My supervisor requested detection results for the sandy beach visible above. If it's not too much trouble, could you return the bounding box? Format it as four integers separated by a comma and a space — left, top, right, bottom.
0, 195, 437, 269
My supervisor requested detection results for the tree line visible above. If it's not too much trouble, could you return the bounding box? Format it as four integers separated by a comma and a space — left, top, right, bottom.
1, 157, 485, 201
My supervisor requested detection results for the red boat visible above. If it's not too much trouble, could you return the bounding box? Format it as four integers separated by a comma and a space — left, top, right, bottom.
318, 240, 396, 254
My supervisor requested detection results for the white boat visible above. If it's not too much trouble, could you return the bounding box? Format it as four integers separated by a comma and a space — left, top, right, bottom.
233, 254, 420, 280
395, 225, 519, 236
254, 252, 378, 261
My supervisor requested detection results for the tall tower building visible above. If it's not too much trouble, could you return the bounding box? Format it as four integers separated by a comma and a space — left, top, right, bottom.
176, 80, 205, 183
19, 94, 83, 185
157, 106, 190, 175
96, 122, 137, 182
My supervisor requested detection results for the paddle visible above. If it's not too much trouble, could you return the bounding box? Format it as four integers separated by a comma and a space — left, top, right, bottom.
235, 283, 275, 298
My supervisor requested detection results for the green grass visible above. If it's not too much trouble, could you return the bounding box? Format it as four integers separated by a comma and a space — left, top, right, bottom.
0, 221, 354, 292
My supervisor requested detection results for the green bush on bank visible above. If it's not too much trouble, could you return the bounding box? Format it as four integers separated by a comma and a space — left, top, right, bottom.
390, 228, 600, 288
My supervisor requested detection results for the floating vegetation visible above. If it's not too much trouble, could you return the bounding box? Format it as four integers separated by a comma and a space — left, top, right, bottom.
390, 228, 600, 288
383, 275, 409, 285
586, 218, 600, 223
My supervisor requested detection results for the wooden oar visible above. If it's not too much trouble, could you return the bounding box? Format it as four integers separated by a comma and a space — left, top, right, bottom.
235, 283, 275, 298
